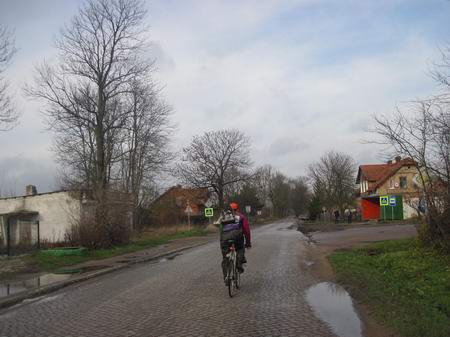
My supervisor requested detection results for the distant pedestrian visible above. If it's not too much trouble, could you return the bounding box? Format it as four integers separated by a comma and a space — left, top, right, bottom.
333, 209, 340, 223
346, 209, 352, 224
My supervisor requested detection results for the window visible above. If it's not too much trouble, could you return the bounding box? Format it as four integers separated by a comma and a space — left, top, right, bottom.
389, 178, 394, 189
400, 176, 407, 189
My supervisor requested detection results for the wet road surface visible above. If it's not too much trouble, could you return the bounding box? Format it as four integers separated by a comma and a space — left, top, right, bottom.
0, 220, 361, 337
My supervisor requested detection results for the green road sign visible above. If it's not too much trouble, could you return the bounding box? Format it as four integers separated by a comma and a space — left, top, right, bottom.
380, 195, 389, 206
204, 208, 214, 217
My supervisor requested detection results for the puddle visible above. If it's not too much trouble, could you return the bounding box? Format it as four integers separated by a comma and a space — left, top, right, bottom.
0, 273, 72, 298
305, 282, 363, 337
158, 253, 181, 263
304, 260, 314, 267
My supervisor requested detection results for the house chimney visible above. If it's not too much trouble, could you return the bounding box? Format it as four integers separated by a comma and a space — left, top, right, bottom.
26, 185, 37, 196
395, 155, 401, 163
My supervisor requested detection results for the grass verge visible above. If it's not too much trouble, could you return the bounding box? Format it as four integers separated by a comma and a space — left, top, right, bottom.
25, 228, 208, 272
329, 238, 450, 337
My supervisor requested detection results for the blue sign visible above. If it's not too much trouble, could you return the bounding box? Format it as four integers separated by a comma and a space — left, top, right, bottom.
389, 196, 396, 207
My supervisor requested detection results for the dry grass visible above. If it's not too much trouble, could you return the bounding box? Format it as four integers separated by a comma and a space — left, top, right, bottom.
135, 224, 216, 240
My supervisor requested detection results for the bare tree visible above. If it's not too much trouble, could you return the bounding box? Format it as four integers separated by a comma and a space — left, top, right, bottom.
289, 177, 310, 217
370, 42, 450, 251
26, 0, 151, 193
372, 99, 450, 249
269, 171, 291, 217
308, 151, 356, 214
253, 165, 274, 207
0, 25, 18, 130
176, 129, 252, 211
227, 182, 262, 216
23, 0, 173, 245
119, 79, 173, 220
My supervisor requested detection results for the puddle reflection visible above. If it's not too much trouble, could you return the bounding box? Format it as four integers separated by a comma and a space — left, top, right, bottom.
305, 282, 362, 337
0, 274, 72, 298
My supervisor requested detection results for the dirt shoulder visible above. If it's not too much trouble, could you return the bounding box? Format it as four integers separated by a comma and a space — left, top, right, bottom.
301, 222, 417, 337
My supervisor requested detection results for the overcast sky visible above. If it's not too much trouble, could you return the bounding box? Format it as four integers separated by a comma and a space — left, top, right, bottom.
0, 0, 449, 195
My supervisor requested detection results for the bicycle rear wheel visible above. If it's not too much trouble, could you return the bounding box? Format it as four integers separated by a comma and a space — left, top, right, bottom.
227, 259, 237, 297
236, 264, 241, 289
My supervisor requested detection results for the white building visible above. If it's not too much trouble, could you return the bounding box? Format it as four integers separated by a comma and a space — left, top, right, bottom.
0, 185, 134, 254
0, 186, 83, 247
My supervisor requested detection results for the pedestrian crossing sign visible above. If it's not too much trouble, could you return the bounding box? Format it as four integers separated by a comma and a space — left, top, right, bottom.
380, 196, 389, 206
204, 208, 214, 217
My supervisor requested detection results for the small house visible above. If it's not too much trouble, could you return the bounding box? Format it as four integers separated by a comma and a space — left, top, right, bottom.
356, 157, 421, 220
150, 186, 210, 226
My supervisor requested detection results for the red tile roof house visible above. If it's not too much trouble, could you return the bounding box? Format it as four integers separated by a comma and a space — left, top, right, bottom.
150, 186, 210, 226
356, 157, 422, 221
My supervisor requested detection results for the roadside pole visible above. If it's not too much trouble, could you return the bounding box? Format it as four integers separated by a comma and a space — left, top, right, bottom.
185, 201, 193, 231
204, 207, 214, 225
380, 196, 388, 221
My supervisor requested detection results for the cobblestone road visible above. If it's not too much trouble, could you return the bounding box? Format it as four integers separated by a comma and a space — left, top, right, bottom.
0, 220, 338, 337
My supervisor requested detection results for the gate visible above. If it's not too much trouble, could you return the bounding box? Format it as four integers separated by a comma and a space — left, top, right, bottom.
0, 217, 40, 256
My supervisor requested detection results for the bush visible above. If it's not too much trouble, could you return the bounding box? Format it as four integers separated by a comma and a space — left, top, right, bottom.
65, 204, 131, 249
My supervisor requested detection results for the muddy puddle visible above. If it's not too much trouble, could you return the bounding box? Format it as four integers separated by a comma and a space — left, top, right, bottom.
305, 282, 362, 337
0, 273, 73, 298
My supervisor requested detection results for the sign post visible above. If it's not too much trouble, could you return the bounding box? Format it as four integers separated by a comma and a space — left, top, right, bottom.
380, 196, 389, 221
204, 200, 213, 225
389, 196, 396, 220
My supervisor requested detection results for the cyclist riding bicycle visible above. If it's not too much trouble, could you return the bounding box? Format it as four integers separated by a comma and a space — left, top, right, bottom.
230, 202, 251, 258
219, 202, 251, 285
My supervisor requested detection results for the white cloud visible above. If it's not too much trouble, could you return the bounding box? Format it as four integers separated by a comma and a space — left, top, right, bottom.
0, 0, 447, 192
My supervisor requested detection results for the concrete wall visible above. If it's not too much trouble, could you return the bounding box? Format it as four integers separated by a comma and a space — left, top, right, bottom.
0, 192, 81, 242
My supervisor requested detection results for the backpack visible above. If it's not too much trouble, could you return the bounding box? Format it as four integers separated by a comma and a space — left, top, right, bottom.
220, 210, 236, 225
220, 210, 242, 232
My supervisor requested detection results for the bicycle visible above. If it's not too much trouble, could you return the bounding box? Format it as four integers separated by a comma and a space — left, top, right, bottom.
225, 239, 240, 297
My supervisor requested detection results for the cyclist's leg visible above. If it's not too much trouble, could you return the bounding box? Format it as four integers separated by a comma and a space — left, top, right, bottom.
236, 232, 245, 271
236, 248, 244, 272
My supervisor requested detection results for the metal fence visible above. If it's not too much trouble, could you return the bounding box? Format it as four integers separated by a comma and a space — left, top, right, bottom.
0, 219, 40, 256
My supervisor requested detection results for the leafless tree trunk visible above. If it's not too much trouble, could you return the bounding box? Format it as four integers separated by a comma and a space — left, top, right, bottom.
176, 129, 252, 211
0, 25, 18, 130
